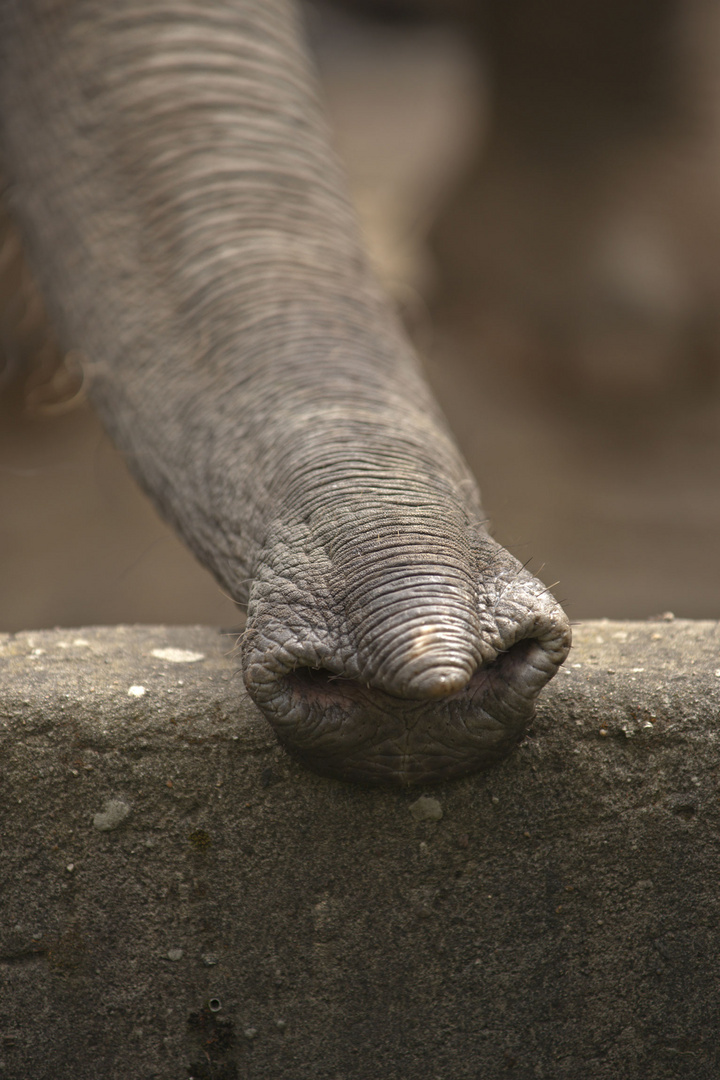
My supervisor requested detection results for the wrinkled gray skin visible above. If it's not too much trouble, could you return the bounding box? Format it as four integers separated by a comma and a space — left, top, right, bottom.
0, 0, 570, 785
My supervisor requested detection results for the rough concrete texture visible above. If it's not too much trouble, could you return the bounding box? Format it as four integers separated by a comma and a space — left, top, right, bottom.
1, 620, 719, 1079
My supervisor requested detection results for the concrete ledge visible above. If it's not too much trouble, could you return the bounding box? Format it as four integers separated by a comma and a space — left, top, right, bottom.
1, 621, 719, 1079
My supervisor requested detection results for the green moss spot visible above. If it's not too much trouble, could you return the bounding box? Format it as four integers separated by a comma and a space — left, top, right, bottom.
188, 829, 212, 851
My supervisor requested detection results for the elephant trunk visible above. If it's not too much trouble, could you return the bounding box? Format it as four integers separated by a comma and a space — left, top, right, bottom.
0, 0, 570, 784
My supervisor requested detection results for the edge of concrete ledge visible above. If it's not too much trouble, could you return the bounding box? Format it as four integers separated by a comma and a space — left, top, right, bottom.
1, 618, 718, 758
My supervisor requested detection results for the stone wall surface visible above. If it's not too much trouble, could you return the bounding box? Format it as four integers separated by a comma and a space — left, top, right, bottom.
0, 620, 719, 1080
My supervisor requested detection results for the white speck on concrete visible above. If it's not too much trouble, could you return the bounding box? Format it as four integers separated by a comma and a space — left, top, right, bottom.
93, 798, 131, 832
613, 631, 629, 641
31, 648, 45, 657
409, 795, 443, 822
152, 648, 205, 663
128, 685, 146, 697
715, 670, 720, 678
73, 639, 90, 647
631, 668, 645, 673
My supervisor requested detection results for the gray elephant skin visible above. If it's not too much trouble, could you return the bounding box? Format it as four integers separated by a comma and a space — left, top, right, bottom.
0, 0, 570, 784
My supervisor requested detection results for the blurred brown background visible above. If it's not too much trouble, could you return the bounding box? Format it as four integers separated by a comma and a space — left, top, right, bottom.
2, 0, 719, 632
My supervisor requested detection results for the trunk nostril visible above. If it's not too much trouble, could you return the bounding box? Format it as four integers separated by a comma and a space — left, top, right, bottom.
284, 666, 357, 708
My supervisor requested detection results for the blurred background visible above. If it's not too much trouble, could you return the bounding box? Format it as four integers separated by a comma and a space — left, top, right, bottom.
2, 0, 719, 632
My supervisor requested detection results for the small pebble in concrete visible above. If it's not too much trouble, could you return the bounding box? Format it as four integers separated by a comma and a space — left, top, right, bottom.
93, 798, 131, 832
202, 954, 219, 967
151, 647, 205, 663
167, 948, 184, 961
244, 1027, 257, 1040
409, 796, 443, 822
275, 1019, 287, 1031
127, 685, 146, 697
